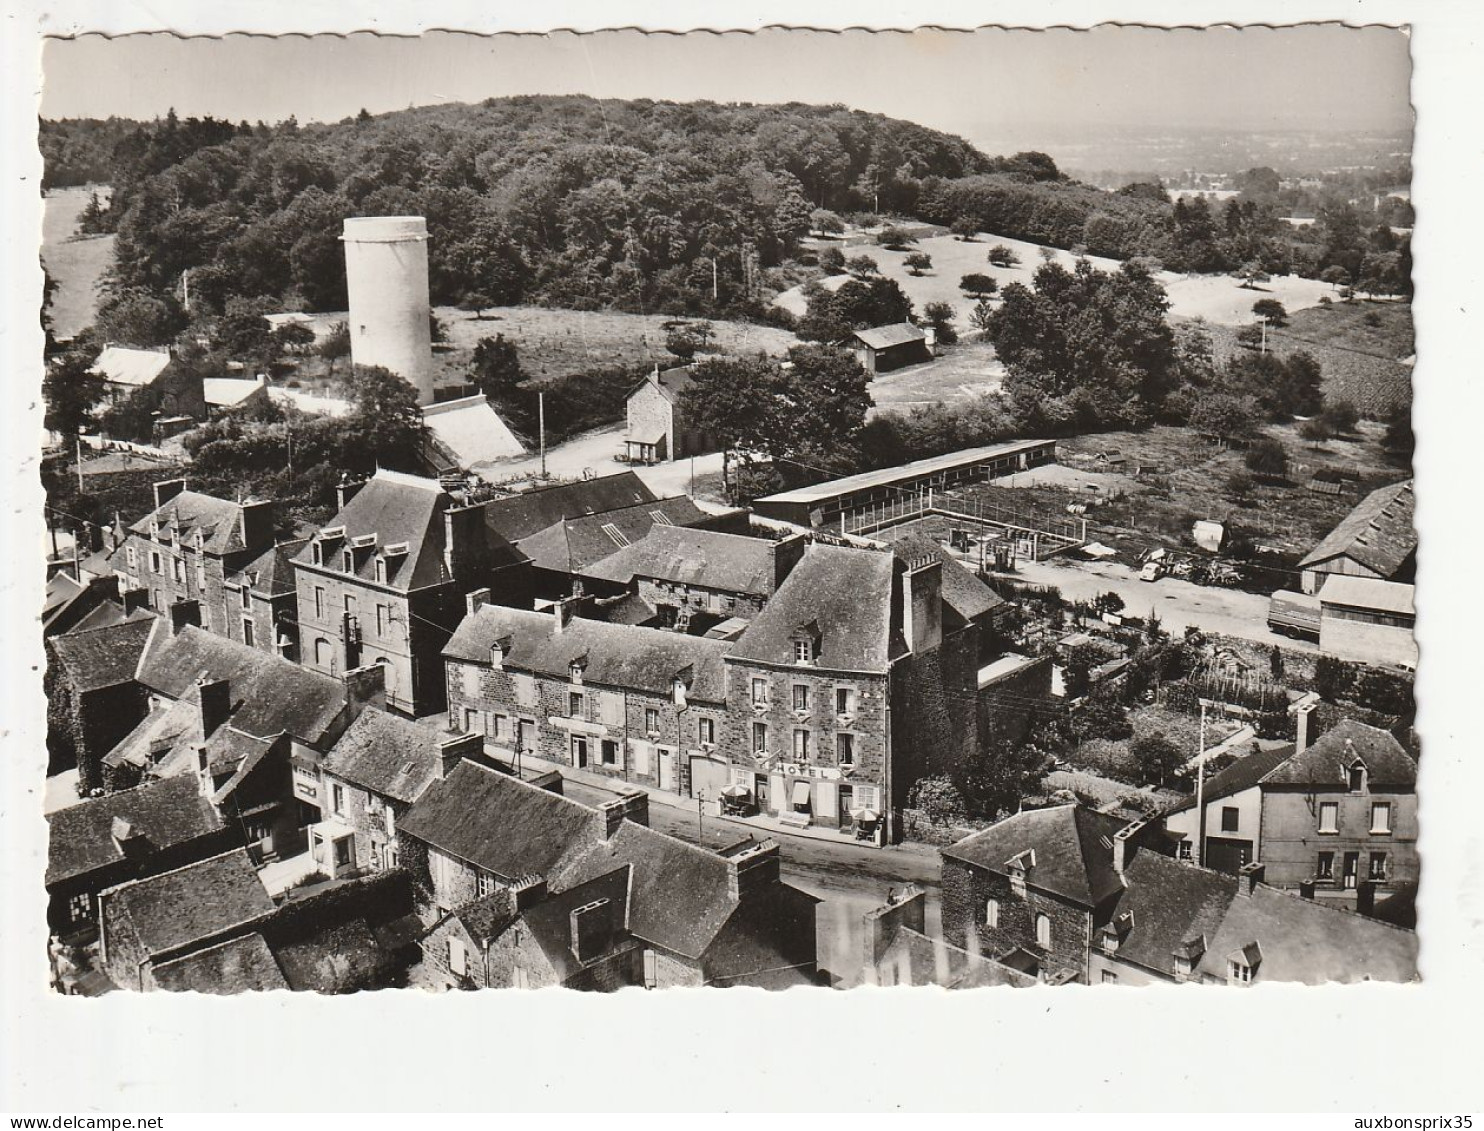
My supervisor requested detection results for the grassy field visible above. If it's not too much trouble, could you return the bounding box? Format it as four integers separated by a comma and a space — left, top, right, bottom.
866, 339, 1005, 414
41, 186, 114, 340
957, 422, 1408, 562
1193, 298, 1414, 419
777, 228, 1335, 329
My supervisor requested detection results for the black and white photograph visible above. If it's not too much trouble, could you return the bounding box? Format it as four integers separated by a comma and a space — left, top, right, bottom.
4, 1, 1483, 1115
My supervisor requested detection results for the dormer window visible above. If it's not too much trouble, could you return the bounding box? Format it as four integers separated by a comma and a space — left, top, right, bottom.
342, 549, 353, 573
672, 678, 688, 709
1229, 960, 1253, 985
375, 558, 386, 584
1173, 954, 1193, 979
1348, 762, 1367, 793
311, 542, 322, 566
570, 662, 584, 685
793, 638, 813, 664
1006, 849, 1034, 897
1226, 943, 1261, 986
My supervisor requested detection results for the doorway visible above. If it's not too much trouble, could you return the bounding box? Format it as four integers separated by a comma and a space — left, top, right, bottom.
571, 735, 589, 769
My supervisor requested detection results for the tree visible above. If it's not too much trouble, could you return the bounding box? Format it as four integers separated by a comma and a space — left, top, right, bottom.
273, 321, 316, 354
922, 302, 958, 346
809, 208, 845, 235
664, 321, 716, 360
459, 292, 495, 320
319, 321, 351, 377
1225, 469, 1256, 499
1319, 399, 1360, 436
954, 736, 1050, 821
907, 775, 966, 824
987, 244, 1020, 268
877, 225, 915, 249
1234, 260, 1270, 289
844, 254, 880, 277
470, 333, 527, 405
94, 287, 185, 348
1299, 418, 1332, 445
1189, 393, 1261, 445
950, 216, 978, 241
1244, 437, 1289, 480
1130, 732, 1185, 786
1320, 265, 1351, 291
969, 299, 995, 336
347, 365, 428, 471
1270, 644, 1286, 682
817, 246, 847, 274
1251, 298, 1288, 327
43, 352, 107, 437
903, 252, 932, 276
1381, 405, 1414, 464
78, 190, 110, 235
429, 312, 446, 344
959, 273, 998, 300
1235, 323, 1265, 351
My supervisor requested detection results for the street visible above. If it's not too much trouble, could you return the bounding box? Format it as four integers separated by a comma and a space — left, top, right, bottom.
559, 776, 943, 987
1011, 556, 1316, 652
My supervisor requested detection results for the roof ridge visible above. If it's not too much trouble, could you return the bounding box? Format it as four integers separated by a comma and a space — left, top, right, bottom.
102, 845, 254, 895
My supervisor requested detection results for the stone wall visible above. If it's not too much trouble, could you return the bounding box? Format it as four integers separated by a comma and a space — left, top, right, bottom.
941, 855, 1092, 983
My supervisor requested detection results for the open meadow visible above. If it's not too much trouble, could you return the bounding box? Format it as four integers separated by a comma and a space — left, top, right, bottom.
41, 185, 114, 340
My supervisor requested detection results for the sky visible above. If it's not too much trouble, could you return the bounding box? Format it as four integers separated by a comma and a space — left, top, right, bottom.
41, 25, 1412, 143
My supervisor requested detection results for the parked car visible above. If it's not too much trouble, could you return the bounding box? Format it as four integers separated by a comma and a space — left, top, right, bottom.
1139, 560, 1166, 582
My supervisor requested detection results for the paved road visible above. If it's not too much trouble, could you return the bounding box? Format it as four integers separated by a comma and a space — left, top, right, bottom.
473, 423, 727, 502
560, 776, 942, 987
1012, 557, 1315, 652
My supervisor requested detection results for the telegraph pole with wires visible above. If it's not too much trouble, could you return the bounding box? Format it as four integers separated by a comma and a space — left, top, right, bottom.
538, 390, 547, 479
1194, 700, 1208, 867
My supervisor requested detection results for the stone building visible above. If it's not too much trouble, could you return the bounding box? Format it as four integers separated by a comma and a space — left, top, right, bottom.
442, 596, 733, 795
1297, 479, 1415, 595
293, 469, 530, 716
623, 366, 713, 464
45, 614, 158, 792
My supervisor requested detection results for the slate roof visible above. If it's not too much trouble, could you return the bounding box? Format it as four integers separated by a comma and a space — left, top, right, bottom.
46, 774, 226, 888
582, 526, 776, 596
1196, 882, 1418, 984
445, 605, 732, 702
105, 696, 200, 776
399, 761, 604, 883
944, 805, 1130, 907
131, 490, 256, 556
889, 536, 1007, 624
66, 601, 134, 634
520, 866, 636, 979
151, 933, 288, 994
91, 346, 172, 387
630, 366, 695, 404
1318, 575, 1416, 617
852, 323, 927, 350
272, 918, 389, 994
1100, 852, 1240, 977
104, 848, 274, 960
203, 377, 268, 408
453, 888, 521, 944
1164, 745, 1297, 815
320, 708, 448, 805
295, 469, 525, 594
233, 539, 308, 598
1260, 719, 1416, 789
1298, 480, 1415, 576
726, 543, 899, 673
422, 394, 526, 464
134, 624, 348, 748
518, 496, 709, 575
50, 617, 158, 692
482, 472, 659, 544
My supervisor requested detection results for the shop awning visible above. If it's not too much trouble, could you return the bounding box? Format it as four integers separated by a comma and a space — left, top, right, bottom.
791, 781, 813, 806
852, 808, 880, 823
720, 783, 750, 799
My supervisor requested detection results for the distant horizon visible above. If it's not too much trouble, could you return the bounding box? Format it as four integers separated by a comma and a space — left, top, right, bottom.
41, 27, 1412, 143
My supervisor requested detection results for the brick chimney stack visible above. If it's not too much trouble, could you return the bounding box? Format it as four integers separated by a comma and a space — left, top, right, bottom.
900, 555, 943, 655
196, 675, 231, 739
342, 662, 387, 718
597, 789, 649, 840
437, 731, 484, 778
152, 478, 187, 510
168, 599, 202, 636
725, 840, 781, 901
1112, 818, 1148, 876
466, 588, 492, 617
1295, 699, 1318, 751
1238, 861, 1266, 897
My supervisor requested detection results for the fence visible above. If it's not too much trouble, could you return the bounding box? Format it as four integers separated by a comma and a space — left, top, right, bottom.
841, 487, 1087, 560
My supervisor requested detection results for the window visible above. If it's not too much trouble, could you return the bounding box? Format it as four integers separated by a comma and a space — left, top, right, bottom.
792, 684, 810, 713
1342, 852, 1360, 889
1176, 840, 1193, 861
836, 687, 855, 716
376, 605, 388, 637
1228, 960, 1253, 985
331, 783, 345, 815
477, 871, 496, 897
793, 638, 813, 664
1348, 763, 1367, 793
513, 966, 530, 990
197, 565, 206, 590
1318, 801, 1339, 834
172, 559, 185, 583
836, 732, 855, 767
792, 729, 811, 760
601, 739, 620, 766
242, 618, 254, 647
491, 714, 506, 740
1173, 955, 1193, 980
126, 545, 137, 569
240, 585, 251, 610
752, 722, 768, 753
985, 899, 999, 929
569, 691, 584, 718
150, 551, 161, 574
448, 937, 467, 978
1035, 913, 1052, 949
314, 638, 331, 669
643, 949, 658, 990
1370, 801, 1393, 835
751, 677, 768, 705
697, 717, 715, 745
1317, 851, 1335, 881
68, 892, 91, 924
345, 594, 357, 616
314, 586, 325, 619
375, 558, 386, 584
1368, 853, 1388, 881
342, 550, 353, 573
645, 707, 661, 733
1101, 970, 1119, 985
1220, 806, 1240, 833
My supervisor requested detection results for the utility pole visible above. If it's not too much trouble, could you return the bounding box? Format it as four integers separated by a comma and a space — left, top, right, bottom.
1194, 701, 1208, 867
711, 258, 719, 301
697, 790, 705, 840
1258, 315, 1268, 356
690, 455, 695, 497
538, 390, 547, 479
75, 427, 85, 493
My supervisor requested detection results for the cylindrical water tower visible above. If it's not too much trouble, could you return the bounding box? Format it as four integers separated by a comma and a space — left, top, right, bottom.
341, 216, 434, 405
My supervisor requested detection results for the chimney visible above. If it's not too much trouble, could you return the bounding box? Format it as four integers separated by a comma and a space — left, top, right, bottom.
899, 556, 943, 654
770, 533, 808, 593
923, 324, 937, 355
1298, 878, 1317, 901
443, 501, 486, 582
569, 898, 615, 963
196, 675, 231, 738
725, 839, 781, 901
863, 885, 927, 970
110, 816, 147, 858
1112, 818, 1147, 876
437, 731, 483, 778
466, 588, 492, 617
1295, 699, 1318, 752
168, 598, 201, 636
510, 874, 548, 911
238, 499, 275, 552
152, 478, 187, 510
1238, 861, 1265, 897
553, 595, 581, 634
1355, 879, 1377, 918
336, 475, 365, 511
342, 662, 387, 717
121, 587, 149, 614
111, 512, 123, 552
597, 789, 649, 840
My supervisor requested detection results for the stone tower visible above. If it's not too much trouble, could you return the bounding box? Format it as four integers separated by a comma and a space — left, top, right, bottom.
341, 216, 434, 405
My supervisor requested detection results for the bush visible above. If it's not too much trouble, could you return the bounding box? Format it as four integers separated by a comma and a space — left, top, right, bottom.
987, 244, 1020, 268
1244, 437, 1288, 480
817, 246, 846, 274
1320, 400, 1360, 435
1130, 732, 1185, 786
907, 775, 968, 825
1313, 654, 1355, 701
878, 225, 915, 249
